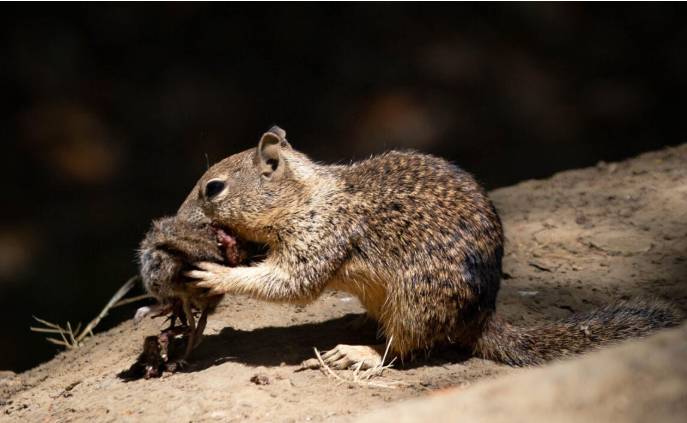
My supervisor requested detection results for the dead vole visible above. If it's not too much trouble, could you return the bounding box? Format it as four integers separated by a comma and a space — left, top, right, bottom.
134, 216, 257, 375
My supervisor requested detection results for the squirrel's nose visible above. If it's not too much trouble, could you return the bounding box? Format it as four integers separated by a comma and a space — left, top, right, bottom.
204, 179, 226, 200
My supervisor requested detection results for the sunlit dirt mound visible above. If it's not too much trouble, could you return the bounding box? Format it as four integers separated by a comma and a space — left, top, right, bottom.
2, 144, 686, 422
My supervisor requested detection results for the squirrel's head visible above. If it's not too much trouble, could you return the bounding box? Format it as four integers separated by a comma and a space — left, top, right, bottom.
177, 126, 315, 243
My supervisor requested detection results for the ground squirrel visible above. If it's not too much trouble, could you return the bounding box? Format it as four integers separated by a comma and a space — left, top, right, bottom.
172, 126, 682, 368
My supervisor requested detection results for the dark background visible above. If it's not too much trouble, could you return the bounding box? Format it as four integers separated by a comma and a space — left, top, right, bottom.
1, 3, 686, 372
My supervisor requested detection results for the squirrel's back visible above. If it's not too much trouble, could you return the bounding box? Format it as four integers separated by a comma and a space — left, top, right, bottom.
328, 150, 682, 362
327, 151, 505, 355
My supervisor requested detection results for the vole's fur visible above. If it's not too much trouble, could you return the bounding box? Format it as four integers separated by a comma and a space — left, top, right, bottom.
138, 216, 224, 309
178, 126, 681, 367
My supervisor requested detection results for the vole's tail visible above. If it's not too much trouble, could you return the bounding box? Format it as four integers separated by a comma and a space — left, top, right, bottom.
474, 298, 682, 366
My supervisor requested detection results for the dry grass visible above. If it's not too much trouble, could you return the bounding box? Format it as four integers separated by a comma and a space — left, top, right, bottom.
30, 275, 149, 349
313, 337, 407, 389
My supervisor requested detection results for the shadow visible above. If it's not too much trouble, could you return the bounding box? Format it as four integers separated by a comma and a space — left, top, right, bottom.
397, 346, 474, 370
117, 311, 477, 380
179, 313, 381, 372
182, 313, 477, 373
498, 271, 687, 320
118, 251, 687, 380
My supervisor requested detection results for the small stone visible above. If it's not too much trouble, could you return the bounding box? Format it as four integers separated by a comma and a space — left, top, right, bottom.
250, 373, 270, 385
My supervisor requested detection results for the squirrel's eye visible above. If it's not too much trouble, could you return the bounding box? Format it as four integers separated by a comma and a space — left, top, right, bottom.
204, 180, 226, 199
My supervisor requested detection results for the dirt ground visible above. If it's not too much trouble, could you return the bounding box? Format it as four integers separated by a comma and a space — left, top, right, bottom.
360, 322, 687, 423
2, 144, 686, 422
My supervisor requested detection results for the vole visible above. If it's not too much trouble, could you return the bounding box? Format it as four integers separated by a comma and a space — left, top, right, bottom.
136, 217, 225, 359
137, 210, 268, 361
173, 126, 681, 369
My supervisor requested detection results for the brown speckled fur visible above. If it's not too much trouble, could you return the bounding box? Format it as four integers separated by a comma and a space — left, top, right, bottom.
175, 127, 682, 366
476, 298, 681, 365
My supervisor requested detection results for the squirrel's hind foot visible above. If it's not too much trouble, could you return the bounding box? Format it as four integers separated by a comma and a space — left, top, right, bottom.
315, 344, 387, 370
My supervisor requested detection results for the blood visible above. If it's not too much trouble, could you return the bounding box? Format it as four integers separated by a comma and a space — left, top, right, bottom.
215, 227, 242, 267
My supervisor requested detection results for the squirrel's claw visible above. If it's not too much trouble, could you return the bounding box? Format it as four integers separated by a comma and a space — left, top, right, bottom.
195, 261, 227, 272
184, 262, 231, 295
184, 269, 212, 281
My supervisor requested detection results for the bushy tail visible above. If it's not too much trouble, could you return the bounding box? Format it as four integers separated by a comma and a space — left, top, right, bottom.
474, 298, 683, 366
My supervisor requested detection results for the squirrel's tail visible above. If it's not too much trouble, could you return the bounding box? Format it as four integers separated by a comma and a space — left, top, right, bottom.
473, 298, 683, 366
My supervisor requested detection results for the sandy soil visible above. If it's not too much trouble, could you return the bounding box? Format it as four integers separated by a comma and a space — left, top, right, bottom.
1, 144, 686, 422
360, 322, 687, 423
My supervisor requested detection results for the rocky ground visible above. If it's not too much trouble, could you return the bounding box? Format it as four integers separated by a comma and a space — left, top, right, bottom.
1, 144, 686, 422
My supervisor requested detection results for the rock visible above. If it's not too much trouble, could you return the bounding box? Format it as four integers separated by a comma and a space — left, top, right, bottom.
250, 373, 270, 385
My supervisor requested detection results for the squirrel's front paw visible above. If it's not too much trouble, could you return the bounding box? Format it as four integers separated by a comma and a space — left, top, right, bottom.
185, 262, 232, 295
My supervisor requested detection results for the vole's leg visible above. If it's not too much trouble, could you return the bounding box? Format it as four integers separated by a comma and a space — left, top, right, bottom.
192, 307, 209, 348
182, 299, 196, 360
168, 314, 177, 331
320, 344, 386, 370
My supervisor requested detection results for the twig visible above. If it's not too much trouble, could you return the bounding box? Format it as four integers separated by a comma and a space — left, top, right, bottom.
32, 316, 62, 329
28, 327, 64, 334
313, 347, 347, 384
352, 360, 364, 380
313, 337, 406, 389
381, 336, 393, 366
74, 275, 139, 344
31, 275, 142, 349
112, 294, 152, 309
66, 322, 76, 346
46, 338, 70, 347
57, 324, 70, 347
354, 337, 404, 387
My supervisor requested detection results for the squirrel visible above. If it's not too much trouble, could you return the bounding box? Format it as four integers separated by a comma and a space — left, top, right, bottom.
174, 126, 681, 369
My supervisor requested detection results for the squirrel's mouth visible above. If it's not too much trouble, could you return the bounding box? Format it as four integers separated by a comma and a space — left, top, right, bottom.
210, 224, 269, 266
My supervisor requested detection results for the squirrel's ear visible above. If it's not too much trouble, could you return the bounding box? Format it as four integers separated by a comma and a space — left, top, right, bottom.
257, 127, 288, 180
